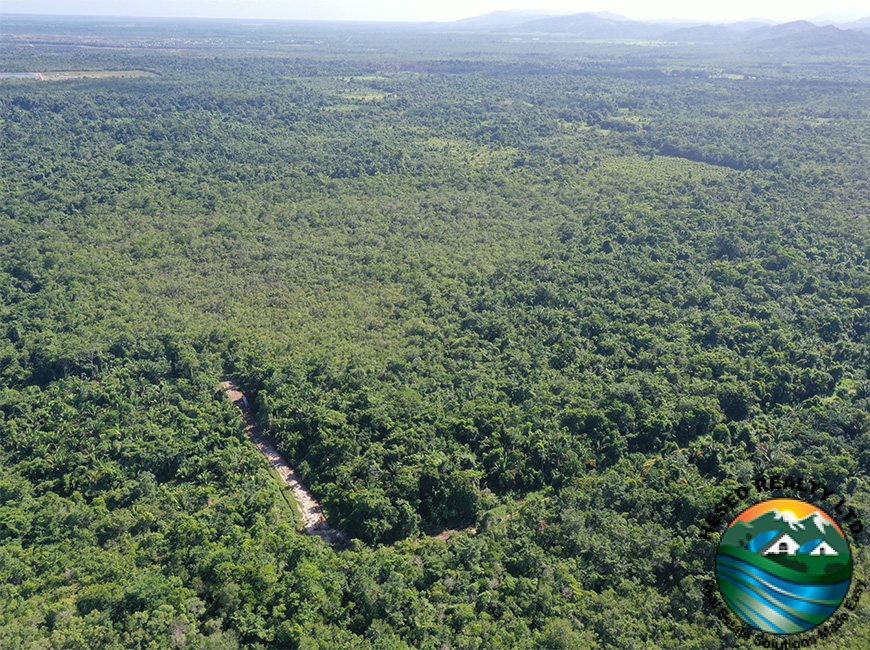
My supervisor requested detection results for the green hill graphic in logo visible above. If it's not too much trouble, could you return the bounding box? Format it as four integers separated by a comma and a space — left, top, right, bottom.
716, 498, 852, 635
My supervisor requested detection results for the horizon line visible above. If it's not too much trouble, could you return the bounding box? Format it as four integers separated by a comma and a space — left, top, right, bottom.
2, 11, 868, 27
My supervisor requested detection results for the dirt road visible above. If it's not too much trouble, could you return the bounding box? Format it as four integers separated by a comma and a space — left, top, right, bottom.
221, 380, 346, 545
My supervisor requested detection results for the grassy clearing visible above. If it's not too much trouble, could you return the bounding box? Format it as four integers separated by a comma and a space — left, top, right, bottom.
267, 466, 303, 528
40, 70, 157, 81
600, 153, 733, 181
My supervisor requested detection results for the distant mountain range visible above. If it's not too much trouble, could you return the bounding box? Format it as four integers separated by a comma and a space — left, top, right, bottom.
660, 19, 870, 47
843, 17, 870, 30
449, 10, 568, 30
508, 13, 681, 39
448, 10, 870, 47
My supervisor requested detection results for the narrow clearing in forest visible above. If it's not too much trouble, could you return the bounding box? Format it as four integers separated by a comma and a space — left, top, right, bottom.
221, 380, 347, 545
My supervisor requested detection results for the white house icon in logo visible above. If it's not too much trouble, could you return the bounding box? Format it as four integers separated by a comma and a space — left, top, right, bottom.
762, 532, 800, 556
810, 541, 838, 556
761, 532, 839, 557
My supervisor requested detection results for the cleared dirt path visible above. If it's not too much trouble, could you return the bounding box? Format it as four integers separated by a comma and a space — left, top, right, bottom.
221, 380, 347, 545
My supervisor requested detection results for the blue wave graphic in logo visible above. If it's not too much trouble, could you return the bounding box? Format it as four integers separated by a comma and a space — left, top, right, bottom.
716, 553, 851, 634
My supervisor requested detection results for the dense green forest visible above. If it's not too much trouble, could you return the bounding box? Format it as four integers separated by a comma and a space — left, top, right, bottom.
1, 15, 870, 648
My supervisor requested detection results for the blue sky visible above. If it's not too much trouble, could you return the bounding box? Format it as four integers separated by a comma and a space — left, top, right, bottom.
1, 1, 867, 24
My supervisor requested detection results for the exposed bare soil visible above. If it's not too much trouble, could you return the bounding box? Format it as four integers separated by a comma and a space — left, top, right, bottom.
221, 380, 347, 545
